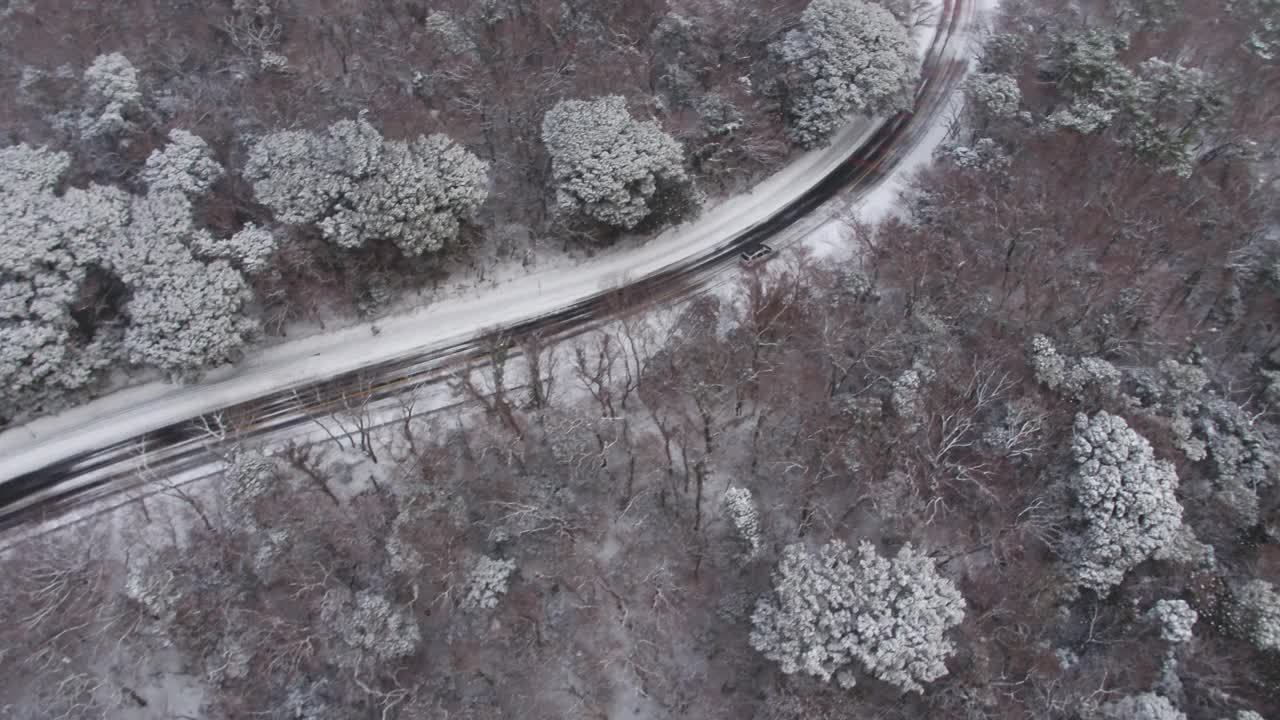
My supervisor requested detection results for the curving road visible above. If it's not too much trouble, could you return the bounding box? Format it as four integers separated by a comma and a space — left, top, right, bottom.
0, 0, 975, 533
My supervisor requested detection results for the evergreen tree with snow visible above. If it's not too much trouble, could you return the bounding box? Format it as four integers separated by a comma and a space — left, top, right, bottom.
1065, 411, 1184, 593
750, 539, 964, 693
773, 0, 918, 148
542, 95, 698, 231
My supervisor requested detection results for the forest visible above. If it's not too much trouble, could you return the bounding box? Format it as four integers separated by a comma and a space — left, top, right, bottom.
1, 0, 1279, 718
0, 0, 926, 422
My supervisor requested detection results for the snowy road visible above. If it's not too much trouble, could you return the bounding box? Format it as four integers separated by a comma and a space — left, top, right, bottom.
0, 0, 980, 529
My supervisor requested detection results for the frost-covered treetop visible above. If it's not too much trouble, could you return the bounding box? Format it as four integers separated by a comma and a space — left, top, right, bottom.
542, 95, 691, 230
0, 142, 70, 196
1, 142, 258, 413
1228, 0, 1279, 62
320, 588, 421, 665
1237, 579, 1280, 651
246, 118, 488, 256
244, 118, 382, 226
1098, 693, 1187, 720
141, 129, 224, 197
1, 144, 128, 410
321, 134, 489, 256
774, 0, 918, 148
750, 539, 965, 693
1150, 598, 1197, 643
461, 555, 516, 611
80, 52, 142, 138
1045, 30, 1225, 177
1067, 411, 1183, 592
964, 72, 1022, 120
724, 486, 762, 559
115, 192, 258, 373
1029, 334, 1120, 400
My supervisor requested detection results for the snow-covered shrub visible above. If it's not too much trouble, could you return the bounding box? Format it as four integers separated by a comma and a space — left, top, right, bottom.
1098, 692, 1187, 720
461, 556, 516, 611
141, 129, 224, 197
542, 95, 695, 230
1066, 411, 1183, 593
750, 539, 965, 693
964, 72, 1022, 119
723, 486, 762, 559
321, 589, 421, 663
80, 52, 142, 137
246, 118, 488, 256
1150, 599, 1197, 643
1236, 579, 1280, 651
773, 0, 918, 148
1230, 711, 1267, 720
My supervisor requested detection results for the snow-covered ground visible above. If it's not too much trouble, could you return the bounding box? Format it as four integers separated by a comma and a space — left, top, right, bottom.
0, 0, 986, 486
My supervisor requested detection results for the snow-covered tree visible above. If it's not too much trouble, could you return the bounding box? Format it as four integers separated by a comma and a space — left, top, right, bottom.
191, 222, 278, 275
141, 129, 224, 197
424, 10, 476, 55
723, 486, 762, 559
1150, 599, 1197, 643
1066, 411, 1184, 593
2, 139, 263, 404
774, 0, 918, 148
221, 450, 276, 521
0, 144, 128, 411
80, 52, 142, 138
244, 119, 382, 227
1098, 692, 1187, 720
1029, 335, 1120, 400
1236, 579, 1280, 651
1124, 59, 1225, 177
964, 72, 1022, 120
461, 555, 516, 611
320, 588, 421, 664
1228, 0, 1280, 62
890, 367, 926, 429
750, 539, 965, 693
320, 134, 489, 256
1140, 359, 1277, 527
246, 118, 488, 256
115, 193, 258, 374
1045, 31, 1225, 176
542, 95, 696, 230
